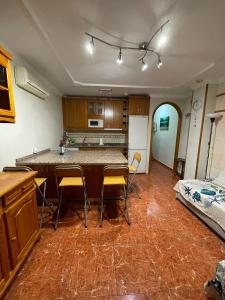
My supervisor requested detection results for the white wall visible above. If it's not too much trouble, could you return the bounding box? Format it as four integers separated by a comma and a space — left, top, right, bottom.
184, 85, 206, 179
0, 56, 63, 170
147, 97, 191, 172
152, 104, 178, 169
210, 82, 225, 178
196, 84, 217, 179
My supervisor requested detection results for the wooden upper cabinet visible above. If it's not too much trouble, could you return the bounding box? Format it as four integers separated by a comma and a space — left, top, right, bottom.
129, 96, 150, 115
88, 100, 104, 116
104, 100, 124, 129
63, 98, 88, 130
0, 47, 15, 123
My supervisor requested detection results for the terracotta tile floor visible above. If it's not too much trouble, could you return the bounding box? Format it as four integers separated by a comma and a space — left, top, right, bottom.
4, 162, 225, 300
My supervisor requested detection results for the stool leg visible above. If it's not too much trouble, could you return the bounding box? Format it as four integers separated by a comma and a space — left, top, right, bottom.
40, 181, 46, 228
100, 185, 104, 227
128, 174, 141, 199
124, 185, 131, 225
83, 187, 88, 228
54, 187, 63, 230
133, 183, 141, 199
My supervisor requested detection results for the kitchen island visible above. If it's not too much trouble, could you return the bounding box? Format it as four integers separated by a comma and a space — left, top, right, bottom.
16, 149, 128, 199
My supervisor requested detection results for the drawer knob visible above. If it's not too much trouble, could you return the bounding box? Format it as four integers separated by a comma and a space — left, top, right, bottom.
11, 236, 17, 241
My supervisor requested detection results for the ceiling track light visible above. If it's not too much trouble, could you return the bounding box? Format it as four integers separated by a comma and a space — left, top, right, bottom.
85, 19, 169, 70
86, 36, 94, 55
141, 58, 148, 72
116, 48, 123, 64
157, 57, 163, 69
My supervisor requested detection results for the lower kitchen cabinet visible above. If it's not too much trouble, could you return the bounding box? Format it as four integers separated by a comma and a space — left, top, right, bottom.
0, 171, 40, 298
0, 205, 10, 293
5, 188, 39, 269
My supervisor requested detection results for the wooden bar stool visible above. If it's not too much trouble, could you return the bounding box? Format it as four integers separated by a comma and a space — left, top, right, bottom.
100, 164, 130, 227
2, 166, 49, 227
128, 152, 141, 199
55, 164, 88, 230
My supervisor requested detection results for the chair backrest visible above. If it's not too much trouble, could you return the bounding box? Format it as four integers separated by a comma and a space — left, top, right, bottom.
133, 152, 141, 164
3, 166, 32, 172
130, 152, 141, 172
103, 165, 129, 177
55, 164, 85, 188
55, 164, 84, 178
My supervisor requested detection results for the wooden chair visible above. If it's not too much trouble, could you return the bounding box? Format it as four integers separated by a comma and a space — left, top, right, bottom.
128, 152, 141, 199
2, 166, 49, 228
54, 164, 88, 229
100, 164, 130, 227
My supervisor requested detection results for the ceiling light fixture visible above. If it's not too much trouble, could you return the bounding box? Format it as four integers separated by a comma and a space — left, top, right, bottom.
158, 35, 167, 48
157, 58, 163, 69
141, 58, 148, 71
85, 19, 169, 71
86, 36, 94, 55
116, 48, 123, 64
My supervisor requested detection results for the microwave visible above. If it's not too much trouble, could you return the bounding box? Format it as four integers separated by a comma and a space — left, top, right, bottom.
88, 119, 104, 128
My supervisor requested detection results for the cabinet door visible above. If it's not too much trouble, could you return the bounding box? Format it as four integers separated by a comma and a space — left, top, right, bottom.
129, 96, 150, 115
0, 207, 10, 292
0, 48, 15, 123
88, 101, 104, 116
63, 98, 88, 130
104, 100, 124, 129
5, 188, 39, 269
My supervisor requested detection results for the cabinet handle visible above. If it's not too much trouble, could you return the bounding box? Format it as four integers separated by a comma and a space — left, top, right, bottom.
11, 236, 17, 241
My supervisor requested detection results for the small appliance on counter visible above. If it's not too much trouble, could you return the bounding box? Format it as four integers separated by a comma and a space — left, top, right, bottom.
99, 138, 104, 145
88, 119, 104, 128
59, 140, 65, 155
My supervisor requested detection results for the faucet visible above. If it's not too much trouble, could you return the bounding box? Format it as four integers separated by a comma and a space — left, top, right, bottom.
83, 137, 87, 144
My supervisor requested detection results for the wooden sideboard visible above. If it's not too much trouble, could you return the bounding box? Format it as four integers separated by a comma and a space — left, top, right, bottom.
0, 171, 40, 298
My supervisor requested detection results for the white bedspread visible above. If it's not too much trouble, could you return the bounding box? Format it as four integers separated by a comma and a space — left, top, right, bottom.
174, 180, 225, 231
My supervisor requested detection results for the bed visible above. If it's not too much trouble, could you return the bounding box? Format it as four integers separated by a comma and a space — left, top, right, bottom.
174, 179, 225, 240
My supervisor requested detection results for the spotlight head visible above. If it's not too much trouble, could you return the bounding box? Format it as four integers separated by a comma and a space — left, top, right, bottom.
157, 58, 163, 69
116, 48, 123, 64
86, 37, 94, 55
141, 59, 148, 71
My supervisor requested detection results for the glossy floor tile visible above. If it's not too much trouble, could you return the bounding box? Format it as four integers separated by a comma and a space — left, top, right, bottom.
4, 162, 225, 299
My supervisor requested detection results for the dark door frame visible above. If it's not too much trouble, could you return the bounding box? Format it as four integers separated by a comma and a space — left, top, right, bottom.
149, 102, 182, 172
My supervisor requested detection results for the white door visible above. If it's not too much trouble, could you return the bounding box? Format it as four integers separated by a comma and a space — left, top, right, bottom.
129, 116, 148, 149
128, 149, 147, 173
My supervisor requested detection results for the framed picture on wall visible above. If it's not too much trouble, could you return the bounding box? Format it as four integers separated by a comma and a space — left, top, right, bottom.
160, 116, 170, 130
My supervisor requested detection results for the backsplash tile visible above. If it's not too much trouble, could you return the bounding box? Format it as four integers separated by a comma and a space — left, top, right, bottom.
65, 131, 127, 144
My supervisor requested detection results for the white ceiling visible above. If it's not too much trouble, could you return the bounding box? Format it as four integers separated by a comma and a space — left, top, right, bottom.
1, 0, 225, 97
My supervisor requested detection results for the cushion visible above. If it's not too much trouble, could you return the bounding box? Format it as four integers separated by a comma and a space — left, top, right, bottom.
213, 169, 225, 188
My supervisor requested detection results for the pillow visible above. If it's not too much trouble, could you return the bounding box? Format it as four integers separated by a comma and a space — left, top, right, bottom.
213, 169, 225, 188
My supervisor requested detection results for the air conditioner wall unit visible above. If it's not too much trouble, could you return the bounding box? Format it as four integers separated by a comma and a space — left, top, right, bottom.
15, 66, 49, 100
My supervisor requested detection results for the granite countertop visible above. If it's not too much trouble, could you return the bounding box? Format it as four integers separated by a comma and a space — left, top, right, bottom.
0, 171, 37, 198
16, 150, 128, 165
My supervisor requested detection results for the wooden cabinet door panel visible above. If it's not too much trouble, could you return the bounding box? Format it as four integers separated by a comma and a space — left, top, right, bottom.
129, 96, 150, 115
5, 188, 39, 269
63, 98, 88, 130
0, 208, 10, 291
88, 101, 104, 116
104, 100, 123, 129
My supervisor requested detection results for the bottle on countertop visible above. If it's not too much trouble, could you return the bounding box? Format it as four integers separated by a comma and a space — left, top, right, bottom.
59, 140, 65, 155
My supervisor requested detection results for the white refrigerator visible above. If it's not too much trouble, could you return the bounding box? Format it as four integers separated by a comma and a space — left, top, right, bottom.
128, 116, 149, 173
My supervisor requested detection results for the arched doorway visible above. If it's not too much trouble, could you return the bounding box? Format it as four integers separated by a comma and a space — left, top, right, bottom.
150, 102, 182, 172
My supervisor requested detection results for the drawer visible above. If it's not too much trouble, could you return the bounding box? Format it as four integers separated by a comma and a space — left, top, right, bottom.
3, 180, 34, 207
